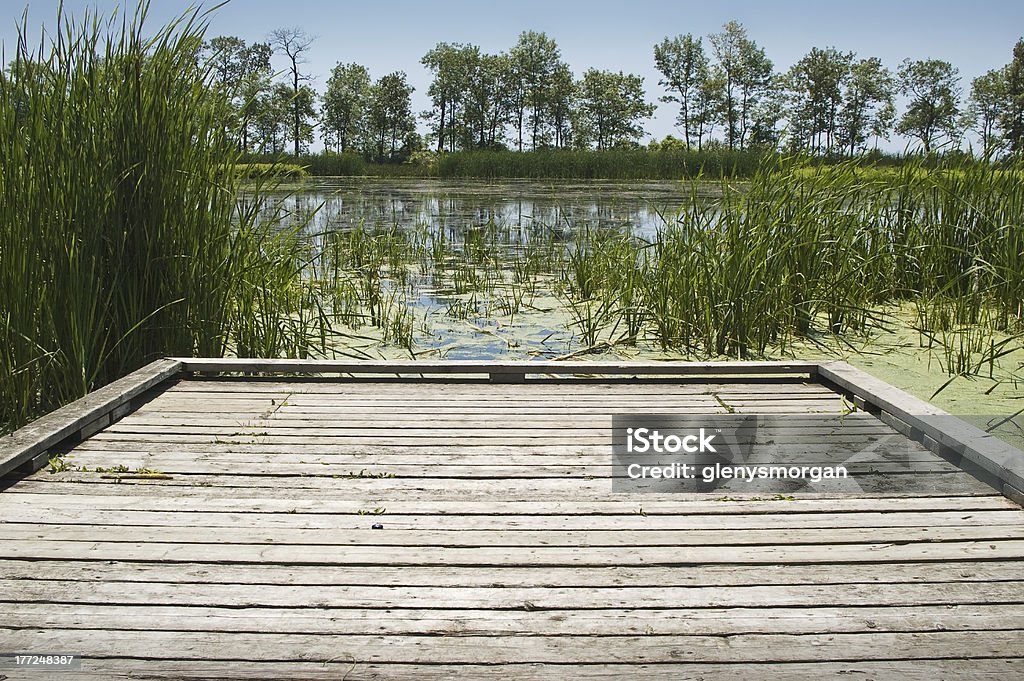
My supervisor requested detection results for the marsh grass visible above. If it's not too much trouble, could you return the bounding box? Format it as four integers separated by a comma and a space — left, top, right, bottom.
303, 153, 1022, 380
0, 4, 329, 433
235, 163, 308, 179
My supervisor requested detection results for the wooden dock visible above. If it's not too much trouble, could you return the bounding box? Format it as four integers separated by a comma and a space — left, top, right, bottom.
1, 359, 1022, 679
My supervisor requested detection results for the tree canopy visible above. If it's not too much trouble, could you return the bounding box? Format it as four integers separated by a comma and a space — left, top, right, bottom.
196, 25, 1024, 159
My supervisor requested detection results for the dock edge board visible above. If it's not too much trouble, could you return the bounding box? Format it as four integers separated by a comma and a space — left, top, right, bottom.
2, 358, 1022, 504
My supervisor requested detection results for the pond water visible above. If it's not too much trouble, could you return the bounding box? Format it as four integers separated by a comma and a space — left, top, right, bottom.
258, 178, 701, 361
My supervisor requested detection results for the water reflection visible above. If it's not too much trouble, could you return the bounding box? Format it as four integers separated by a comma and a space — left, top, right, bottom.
263, 177, 694, 240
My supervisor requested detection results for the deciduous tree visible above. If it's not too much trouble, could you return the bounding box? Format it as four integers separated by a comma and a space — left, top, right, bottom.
366, 71, 415, 161
250, 82, 291, 153
422, 43, 477, 152
691, 71, 724, 149
896, 58, 960, 153
547, 62, 575, 149
321, 62, 370, 153
574, 69, 654, 150
963, 68, 1007, 156
653, 34, 709, 148
782, 47, 852, 154
1000, 39, 1024, 154
508, 31, 561, 150
709, 21, 773, 150
199, 37, 272, 151
839, 57, 895, 156
269, 27, 315, 156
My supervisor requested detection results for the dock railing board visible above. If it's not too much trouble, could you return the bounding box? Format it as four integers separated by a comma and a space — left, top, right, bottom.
3, 358, 1023, 503
171, 357, 822, 380
0, 358, 183, 480
817, 362, 1024, 504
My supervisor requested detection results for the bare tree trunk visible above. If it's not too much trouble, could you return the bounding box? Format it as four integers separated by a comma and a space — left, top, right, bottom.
437, 100, 446, 153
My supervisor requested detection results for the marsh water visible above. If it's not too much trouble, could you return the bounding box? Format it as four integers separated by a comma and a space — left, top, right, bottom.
268, 177, 705, 239
251, 177, 1023, 432
262, 178, 701, 360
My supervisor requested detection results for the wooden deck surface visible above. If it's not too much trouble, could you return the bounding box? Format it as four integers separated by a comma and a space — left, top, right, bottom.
1, 372, 1023, 679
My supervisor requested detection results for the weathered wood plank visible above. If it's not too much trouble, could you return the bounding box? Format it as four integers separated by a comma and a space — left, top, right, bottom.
160, 378, 829, 390
47, 659, 1024, 681
4, 579, 1022, 609
110, 416, 889, 430
169, 386, 835, 396
1, 629, 1021, 663
819, 361, 1024, 493
2, 492, 1010, 513
98, 423, 897, 438
4, 603, 1023, 636
3, 508, 1019, 531
237, 392, 839, 402
3, 523, 1019, 547
101, 419, 905, 436
2, 560, 1019, 588
133, 404, 848, 416
16, 472, 994, 497
171, 357, 820, 377
59, 440, 938, 458
2, 539, 1022, 565
62, 440, 937, 461
73, 433, 919, 447
54, 459, 959, 478
135, 402, 844, 415
167, 378, 832, 392
117, 415, 862, 428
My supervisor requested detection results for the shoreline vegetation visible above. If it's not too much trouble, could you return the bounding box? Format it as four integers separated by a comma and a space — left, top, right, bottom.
237, 148, 768, 180
2, 5, 1022, 439
234, 147, 990, 181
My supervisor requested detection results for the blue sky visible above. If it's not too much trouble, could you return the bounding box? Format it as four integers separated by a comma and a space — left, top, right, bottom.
4, 1, 1023, 149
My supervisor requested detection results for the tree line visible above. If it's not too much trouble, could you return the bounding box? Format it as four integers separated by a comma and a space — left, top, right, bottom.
200, 22, 1024, 161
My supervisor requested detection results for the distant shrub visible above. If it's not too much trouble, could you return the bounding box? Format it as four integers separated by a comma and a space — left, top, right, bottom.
235, 163, 308, 179
435, 149, 764, 179
299, 152, 366, 176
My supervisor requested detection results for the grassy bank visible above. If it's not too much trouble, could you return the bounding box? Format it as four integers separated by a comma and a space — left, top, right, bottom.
244, 148, 768, 179
241, 148, 992, 181
241, 152, 428, 178
0, 5, 325, 434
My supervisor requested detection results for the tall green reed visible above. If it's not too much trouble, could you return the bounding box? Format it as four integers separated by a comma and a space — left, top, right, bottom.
0, 3, 324, 433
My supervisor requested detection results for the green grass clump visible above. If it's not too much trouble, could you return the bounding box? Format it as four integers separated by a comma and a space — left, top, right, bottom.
0, 3, 328, 434
235, 163, 308, 179
548, 155, 1024, 362
241, 152, 366, 176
